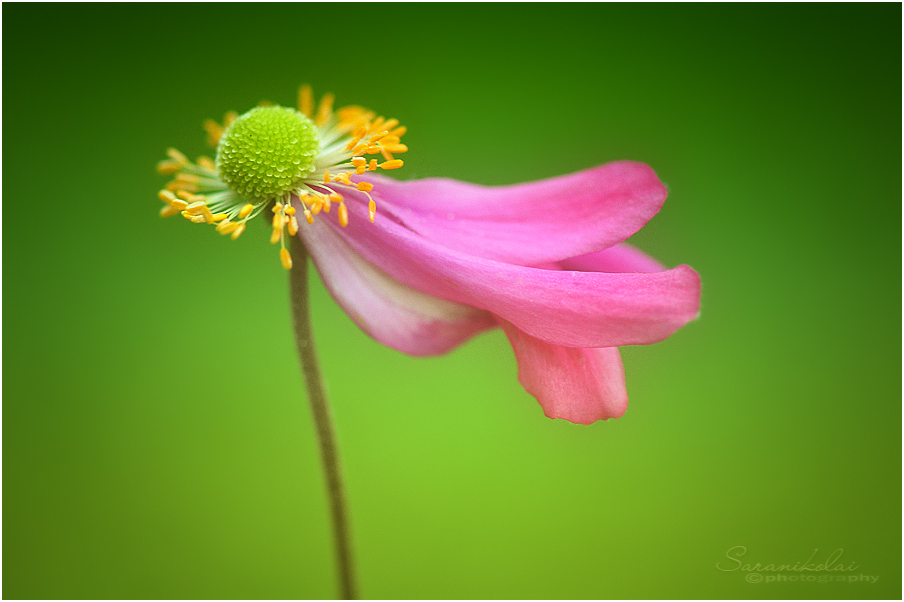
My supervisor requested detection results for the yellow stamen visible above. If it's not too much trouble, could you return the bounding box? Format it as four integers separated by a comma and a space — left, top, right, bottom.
368, 200, 376, 223
381, 144, 408, 153
323, 171, 331, 184
310, 201, 323, 215
170, 199, 188, 211
357, 182, 373, 192
239, 203, 254, 218
166, 148, 188, 164
156, 159, 182, 175
158, 190, 176, 204
197, 156, 217, 171
203, 119, 224, 146
220, 221, 239, 235
211, 213, 228, 222
189, 215, 207, 224
185, 201, 208, 215
304, 210, 314, 224
298, 84, 314, 118
280, 247, 293, 270
284, 206, 296, 215
270, 228, 281, 244
288, 215, 300, 235
160, 205, 180, 218
223, 111, 238, 127
369, 159, 378, 171
338, 203, 349, 227
231, 223, 246, 240
380, 159, 404, 170
272, 213, 285, 229
215, 219, 232, 233
315, 93, 334, 126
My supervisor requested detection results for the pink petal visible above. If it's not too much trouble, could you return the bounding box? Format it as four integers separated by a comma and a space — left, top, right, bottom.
498, 320, 628, 425
363, 161, 668, 265
314, 194, 701, 349
557, 243, 667, 273
296, 209, 496, 357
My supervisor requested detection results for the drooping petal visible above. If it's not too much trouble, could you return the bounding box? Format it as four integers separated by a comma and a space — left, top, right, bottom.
314, 193, 701, 349
296, 208, 496, 356
363, 161, 668, 265
556, 243, 667, 273
498, 319, 628, 425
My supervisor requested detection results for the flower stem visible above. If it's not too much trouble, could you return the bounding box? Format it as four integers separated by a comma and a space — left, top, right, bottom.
288, 237, 358, 600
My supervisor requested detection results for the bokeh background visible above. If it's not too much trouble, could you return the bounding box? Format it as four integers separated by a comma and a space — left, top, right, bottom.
4, 4, 900, 600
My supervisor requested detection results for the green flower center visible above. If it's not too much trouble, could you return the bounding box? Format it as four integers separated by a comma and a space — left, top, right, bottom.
216, 106, 319, 200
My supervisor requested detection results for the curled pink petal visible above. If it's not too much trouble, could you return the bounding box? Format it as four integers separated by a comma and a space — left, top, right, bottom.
498, 320, 628, 425
557, 243, 667, 273
314, 193, 701, 349
363, 161, 668, 265
297, 207, 496, 357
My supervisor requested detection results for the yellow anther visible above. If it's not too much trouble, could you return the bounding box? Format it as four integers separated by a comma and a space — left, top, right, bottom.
338, 203, 349, 228
156, 159, 182, 175
203, 119, 224, 146
189, 215, 207, 224
381, 118, 399, 132
382, 144, 408, 153
370, 117, 386, 133
315, 93, 334, 126
160, 205, 180, 218
239, 203, 254, 219
220, 221, 239, 235
197, 156, 217, 171
215, 219, 232, 232
310, 201, 323, 215
185, 201, 208, 215
175, 173, 200, 184
333, 172, 351, 185
380, 146, 394, 161
272, 213, 285, 229
323, 196, 332, 213
289, 215, 300, 235
368, 159, 378, 171
304, 210, 314, 224
171, 199, 188, 211
357, 182, 373, 192
380, 159, 404, 170
390, 125, 407, 138
272, 205, 280, 213
166, 148, 189, 164
166, 181, 198, 192
369, 130, 390, 143
231, 223, 246, 240
211, 213, 228, 222
368, 200, 376, 223
176, 190, 196, 201
284, 206, 296, 215
323, 171, 331, 184
352, 157, 366, 167
329, 192, 343, 202
280, 247, 293, 270
270, 228, 281, 244
223, 111, 238, 127
158, 190, 176, 203
298, 84, 314, 118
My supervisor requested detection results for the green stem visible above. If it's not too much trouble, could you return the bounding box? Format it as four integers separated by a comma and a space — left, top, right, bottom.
288, 237, 358, 600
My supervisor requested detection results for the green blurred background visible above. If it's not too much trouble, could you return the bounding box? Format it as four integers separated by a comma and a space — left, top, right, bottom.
4, 4, 900, 600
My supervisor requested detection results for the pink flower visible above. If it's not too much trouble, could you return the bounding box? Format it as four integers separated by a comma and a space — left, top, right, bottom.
296, 161, 701, 425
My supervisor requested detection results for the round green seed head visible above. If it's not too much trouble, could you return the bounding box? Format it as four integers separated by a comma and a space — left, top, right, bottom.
216, 106, 319, 200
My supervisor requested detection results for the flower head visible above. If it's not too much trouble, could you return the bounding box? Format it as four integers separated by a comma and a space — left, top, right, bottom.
157, 85, 407, 269
156, 86, 701, 425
